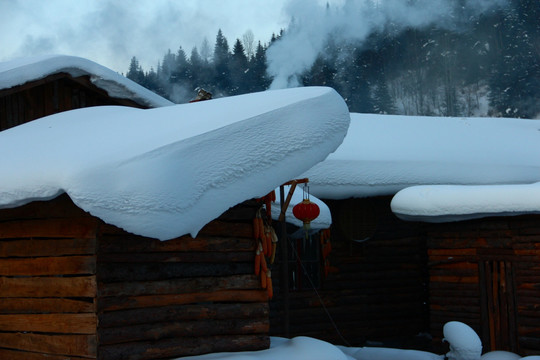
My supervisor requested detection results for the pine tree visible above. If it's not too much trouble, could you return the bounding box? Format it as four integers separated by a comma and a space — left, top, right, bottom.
171, 46, 189, 85
213, 29, 232, 95
189, 46, 214, 93
250, 41, 270, 92
372, 70, 396, 114
230, 39, 249, 95
126, 56, 145, 84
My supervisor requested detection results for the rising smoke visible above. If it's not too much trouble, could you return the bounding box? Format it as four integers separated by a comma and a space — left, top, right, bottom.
266, 0, 509, 89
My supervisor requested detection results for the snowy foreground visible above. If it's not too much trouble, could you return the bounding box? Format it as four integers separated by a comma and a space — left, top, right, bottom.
178, 323, 539, 360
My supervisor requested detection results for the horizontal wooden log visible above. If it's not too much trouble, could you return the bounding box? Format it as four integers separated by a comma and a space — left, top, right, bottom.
99, 302, 268, 328
0, 256, 95, 276
98, 334, 269, 360
0, 332, 96, 358
519, 336, 540, 350
429, 261, 478, 270
0, 313, 96, 334
97, 262, 253, 282
428, 237, 513, 249
0, 218, 98, 239
98, 274, 259, 297
98, 251, 253, 263
430, 275, 479, 284
428, 248, 477, 256
99, 317, 269, 345
0, 276, 96, 298
0, 238, 96, 258
517, 283, 540, 291
0, 297, 95, 314
197, 221, 253, 238
429, 269, 478, 278
430, 310, 480, 321
0, 348, 90, 360
517, 299, 540, 311
98, 235, 256, 253
518, 326, 540, 337
99, 289, 268, 312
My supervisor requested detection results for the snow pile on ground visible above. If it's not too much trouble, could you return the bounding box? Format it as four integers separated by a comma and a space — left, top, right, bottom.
177, 322, 537, 360
181, 337, 349, 360
443, 321, 482, 360
179, 336, 442, 360
0, 87, 349, 240
0, 54, 173, 108
302, 112, 540, 222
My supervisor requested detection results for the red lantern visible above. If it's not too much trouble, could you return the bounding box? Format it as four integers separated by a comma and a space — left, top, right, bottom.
293, 199, 320, 229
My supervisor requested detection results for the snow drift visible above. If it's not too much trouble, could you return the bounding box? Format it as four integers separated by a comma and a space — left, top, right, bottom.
302, 112, 540, 222
0, 87, 349, 240
303, 113, 540, 200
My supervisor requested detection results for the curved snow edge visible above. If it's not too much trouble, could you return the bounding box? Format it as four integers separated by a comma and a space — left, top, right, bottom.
391, 182, 540, 223
67, 88, 350, 240
0, 54, 173, 108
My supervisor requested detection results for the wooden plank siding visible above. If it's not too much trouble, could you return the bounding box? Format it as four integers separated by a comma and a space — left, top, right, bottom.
0, 194, 271, 359
0, 73, 145, 131
269, 196, 431, 350
426, 215, 540, 356
0, 195, 99, 359
95, 199, 270, 359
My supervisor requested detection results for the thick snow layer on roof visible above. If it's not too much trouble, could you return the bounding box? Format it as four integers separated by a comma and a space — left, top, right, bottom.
391, 182, 540, 222
0, 86, 349, 240
303, 113, 540, 200
0, 54, 173, 108
302, 112, 540, 222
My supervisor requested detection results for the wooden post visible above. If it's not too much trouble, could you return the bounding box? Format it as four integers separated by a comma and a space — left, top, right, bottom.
279, 185, 290, 337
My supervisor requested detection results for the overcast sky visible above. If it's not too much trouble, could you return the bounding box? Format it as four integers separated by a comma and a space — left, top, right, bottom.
1, 0, 312, 73
2, 0, 508, 86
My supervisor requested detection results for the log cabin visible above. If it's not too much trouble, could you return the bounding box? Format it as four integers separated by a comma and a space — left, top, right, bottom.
0, 194, 271, 360
0, 54, 173, 131
0, 79, 351, 359
289, 113, 540, 355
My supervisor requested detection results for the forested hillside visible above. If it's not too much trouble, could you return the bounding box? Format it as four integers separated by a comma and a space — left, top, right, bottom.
126, 0, 539, 118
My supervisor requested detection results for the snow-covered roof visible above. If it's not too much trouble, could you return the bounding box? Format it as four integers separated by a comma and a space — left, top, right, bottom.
0, 86, 350, 240
0, 55, 173, 108
303, 113, 540, 222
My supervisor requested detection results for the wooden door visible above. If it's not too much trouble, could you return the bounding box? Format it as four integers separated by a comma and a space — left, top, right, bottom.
479, 256, 518, 352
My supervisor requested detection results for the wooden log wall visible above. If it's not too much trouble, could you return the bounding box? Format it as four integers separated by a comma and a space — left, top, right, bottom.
0, 194, 99, 359
0, 73, 144, 131
95, 199, 270, 359
0, 194, 271, 359
426, 215, 540, 356
269, 197, 431, 350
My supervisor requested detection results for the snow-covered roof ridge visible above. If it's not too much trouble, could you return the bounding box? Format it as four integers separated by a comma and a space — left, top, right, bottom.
0, 54, 173, 108
0, 86, 350, 240
303, 113, 540, 200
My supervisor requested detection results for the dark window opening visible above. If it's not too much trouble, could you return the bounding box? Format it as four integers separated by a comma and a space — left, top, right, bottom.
288, 232, 321, 291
